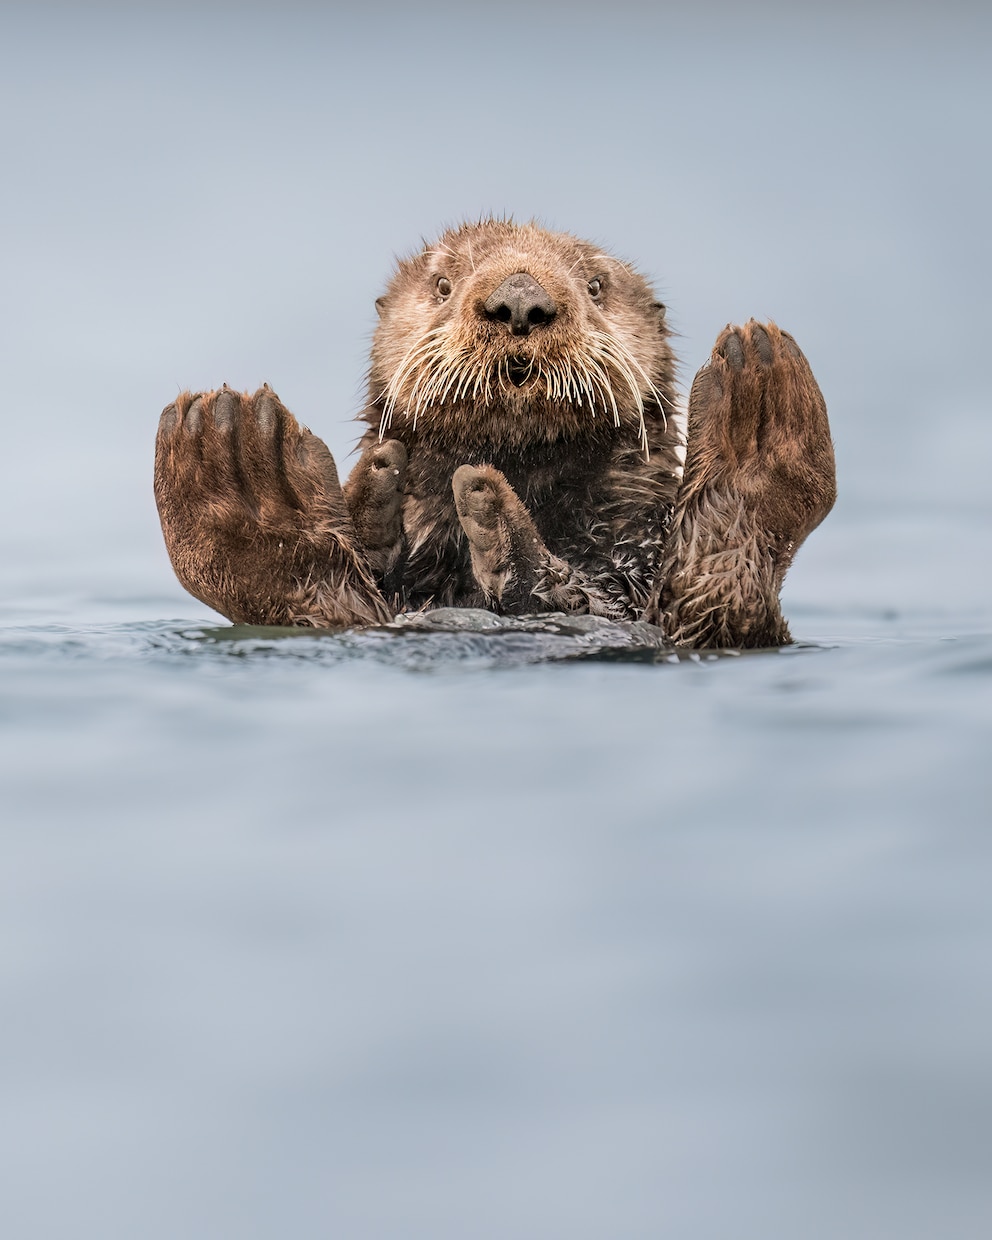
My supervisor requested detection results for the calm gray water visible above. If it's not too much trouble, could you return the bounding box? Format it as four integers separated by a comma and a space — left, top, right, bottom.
2, 5, 991, 1238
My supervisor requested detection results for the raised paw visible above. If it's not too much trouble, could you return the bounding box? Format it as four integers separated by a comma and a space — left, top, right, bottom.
451, 464, 546, 610
343, 439, 408, 584
685, 320, 835, 544
654, 321, 836, 649
154, 387, 391, 627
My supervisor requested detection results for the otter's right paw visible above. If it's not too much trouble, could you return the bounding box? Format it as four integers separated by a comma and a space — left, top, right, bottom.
656, 321, 835, 649
154, 387, 391, 627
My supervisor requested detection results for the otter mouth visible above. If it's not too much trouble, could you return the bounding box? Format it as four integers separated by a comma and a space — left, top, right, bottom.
506, 355, 535, 388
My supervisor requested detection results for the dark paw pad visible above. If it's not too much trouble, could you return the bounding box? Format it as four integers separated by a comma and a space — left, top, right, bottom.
213, 388, 239, 431
719, 331, 745, 371
159, 403, 180, 435
184, 394, 204, 433
751, 322, 773, 365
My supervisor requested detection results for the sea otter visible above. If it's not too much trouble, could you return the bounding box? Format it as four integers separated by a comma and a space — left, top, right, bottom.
154, 220, 835, 648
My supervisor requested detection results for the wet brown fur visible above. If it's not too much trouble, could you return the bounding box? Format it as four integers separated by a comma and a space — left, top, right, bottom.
154, 220, 835, 647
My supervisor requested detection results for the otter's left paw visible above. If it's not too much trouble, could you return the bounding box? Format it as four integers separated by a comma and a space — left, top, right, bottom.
656, 321, 836, 648
452, 465, 545, 610
686, 320, 836, 545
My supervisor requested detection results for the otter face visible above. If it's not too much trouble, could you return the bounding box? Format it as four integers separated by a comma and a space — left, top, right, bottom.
369, 220, 675, 451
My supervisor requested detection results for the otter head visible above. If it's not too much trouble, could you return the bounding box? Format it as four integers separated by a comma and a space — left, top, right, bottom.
368, 220, 675, 453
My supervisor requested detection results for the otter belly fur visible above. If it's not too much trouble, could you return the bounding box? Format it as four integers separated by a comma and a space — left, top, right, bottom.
154, 219, 836, 648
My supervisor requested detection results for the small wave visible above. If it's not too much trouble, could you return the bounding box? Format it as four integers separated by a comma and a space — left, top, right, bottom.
0, 610, 802, 672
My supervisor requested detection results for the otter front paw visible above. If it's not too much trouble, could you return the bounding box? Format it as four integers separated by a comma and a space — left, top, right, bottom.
154, 387, 391, 627
451, 465, 545, 611
343, 439, 408, 587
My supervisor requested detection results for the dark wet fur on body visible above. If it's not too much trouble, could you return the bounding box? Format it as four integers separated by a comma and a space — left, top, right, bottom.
154, 220, 835, 647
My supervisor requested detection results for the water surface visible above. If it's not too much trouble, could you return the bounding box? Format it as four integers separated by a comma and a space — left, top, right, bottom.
3, 553, 990, 1240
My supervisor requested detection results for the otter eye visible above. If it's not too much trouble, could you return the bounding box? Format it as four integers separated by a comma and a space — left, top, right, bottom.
436, 277, 452, 298
587, 278, 602, 299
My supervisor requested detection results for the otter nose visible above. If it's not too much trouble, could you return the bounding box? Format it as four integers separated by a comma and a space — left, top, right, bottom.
483, 272, 557, 336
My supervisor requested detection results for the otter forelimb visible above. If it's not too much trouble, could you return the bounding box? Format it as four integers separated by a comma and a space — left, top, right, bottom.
154, 387, 392, 628
653, 321, 836, 648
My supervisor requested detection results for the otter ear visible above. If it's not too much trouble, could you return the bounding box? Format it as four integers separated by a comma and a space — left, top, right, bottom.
653, 301, 666, 320
375, 296, 387, 318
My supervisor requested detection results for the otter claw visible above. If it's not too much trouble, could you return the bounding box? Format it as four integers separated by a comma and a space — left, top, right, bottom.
751, 322, 773, 365
184, 395, 203, 433
213, 388, 238, 430
255, 389, 281, 432
721, 331, 745, 371
159, 404, 179, 434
